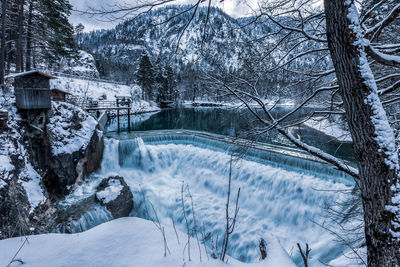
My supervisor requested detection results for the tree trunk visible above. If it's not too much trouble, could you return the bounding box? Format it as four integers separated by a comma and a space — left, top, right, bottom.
0, 0, 7, 89
324, 0, 400, 266
25, 0, 33, 71
15, 0, 24, 73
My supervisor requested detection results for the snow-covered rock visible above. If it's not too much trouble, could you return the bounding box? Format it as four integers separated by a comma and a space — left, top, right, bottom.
60, 50, 100, 78
45, 102, 103, 196
0, 103, 47, 239
47, 102, 97, 156
95, 176, 133, 218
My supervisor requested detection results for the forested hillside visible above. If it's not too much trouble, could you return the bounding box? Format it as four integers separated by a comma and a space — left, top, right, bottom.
80, 5, 330, 102
0, 0, 77, 88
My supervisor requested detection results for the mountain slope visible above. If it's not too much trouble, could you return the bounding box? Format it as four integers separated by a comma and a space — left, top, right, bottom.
81, 6, 270, 83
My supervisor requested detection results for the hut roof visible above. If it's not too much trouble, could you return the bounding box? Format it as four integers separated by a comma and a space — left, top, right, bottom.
6, 70, 56, 79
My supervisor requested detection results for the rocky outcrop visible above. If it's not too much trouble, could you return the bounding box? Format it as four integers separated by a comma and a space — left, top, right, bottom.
44, 128, 103, 197
0, 139, 56, 239
0, 101, 104, 239
60, 50, 100, 78
32, 102, 104, 198
95, 176, 133, 219
0, 180, 31, 239
53, 176, 133, 234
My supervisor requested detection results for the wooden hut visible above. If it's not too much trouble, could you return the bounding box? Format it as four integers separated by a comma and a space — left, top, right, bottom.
13, 70, 55, 110
51, 88, 71, 102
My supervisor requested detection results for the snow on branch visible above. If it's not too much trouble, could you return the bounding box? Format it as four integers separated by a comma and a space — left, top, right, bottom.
263, 13, 328, 43
360, 0, 385, 24
365, 3, 400, 41
210, 76, 358, 179
269, 47, 329, 73
366, 45, 400, 68
378, 80, 400, 96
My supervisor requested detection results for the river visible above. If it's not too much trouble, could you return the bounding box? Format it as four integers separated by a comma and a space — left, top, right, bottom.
59, 107, 358, 267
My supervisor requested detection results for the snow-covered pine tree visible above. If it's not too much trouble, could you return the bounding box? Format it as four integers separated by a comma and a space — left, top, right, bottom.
36, 0, 77, 67
136, 53, 155, 100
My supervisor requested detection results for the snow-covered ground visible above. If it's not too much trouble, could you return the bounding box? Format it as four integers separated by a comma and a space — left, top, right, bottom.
50, 77, 160, 113
50, 76, 132, 101
304, 117, 352, 142
0, 217, 296, 267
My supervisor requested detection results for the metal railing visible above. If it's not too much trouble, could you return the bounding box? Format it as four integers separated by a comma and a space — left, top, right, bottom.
67, 96, 132, 111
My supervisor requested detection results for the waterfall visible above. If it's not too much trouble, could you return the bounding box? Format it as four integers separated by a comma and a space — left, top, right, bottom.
61, 132, 355, 266
56, 206, 113, 233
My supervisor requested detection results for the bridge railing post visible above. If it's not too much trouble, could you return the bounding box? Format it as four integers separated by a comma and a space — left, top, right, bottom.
127, 100, 131, 133
117, 98, 120, 133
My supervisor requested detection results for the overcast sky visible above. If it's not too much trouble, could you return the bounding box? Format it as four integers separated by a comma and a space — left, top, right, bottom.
69, 0, 256, 32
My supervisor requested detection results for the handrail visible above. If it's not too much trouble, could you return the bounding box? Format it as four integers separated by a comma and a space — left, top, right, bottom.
67, 97, 131, 110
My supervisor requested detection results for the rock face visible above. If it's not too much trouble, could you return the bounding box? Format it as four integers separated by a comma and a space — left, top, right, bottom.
60, 50, 100, 78
95, 176, 133, 219
42, 102, 103, 197
0, 180, 31, 239
44, 128, 103, 197
0, 101, 104, 239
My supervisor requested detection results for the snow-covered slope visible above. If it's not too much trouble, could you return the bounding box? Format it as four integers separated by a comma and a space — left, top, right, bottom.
50, 77, 160, 113
304, 117, 352, 142
0, 217, 296, 267
50, 76, 133, 100
80, 6, 269, 85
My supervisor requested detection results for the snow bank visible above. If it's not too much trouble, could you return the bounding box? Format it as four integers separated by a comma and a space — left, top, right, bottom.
0, 217, 296, 267
47, 102, 97, 155
131, 99, 160, 113
304, 117, 352, 142
50, 76, 132, 100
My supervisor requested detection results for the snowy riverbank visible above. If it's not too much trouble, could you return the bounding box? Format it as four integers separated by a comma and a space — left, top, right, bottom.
0, 217, 296, 267
303, 117, 352, 143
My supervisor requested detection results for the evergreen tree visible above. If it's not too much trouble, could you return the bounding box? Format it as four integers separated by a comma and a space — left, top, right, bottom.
153, 58, 168, 103
165, 64, 176, 101
37, 0, 77, 66
75, 23, 84, 49
136, 53, 154, 100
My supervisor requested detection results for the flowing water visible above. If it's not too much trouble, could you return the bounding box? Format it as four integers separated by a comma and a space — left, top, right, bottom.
59, 107, 356, 266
